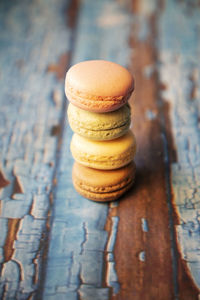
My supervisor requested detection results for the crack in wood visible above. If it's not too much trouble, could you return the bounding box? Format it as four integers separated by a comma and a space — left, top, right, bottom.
141, 218, 149, 232
189, 68, 199, 101
80, 222, 87, 256
0, 171, 10, 190
0, 0, 77, 298
50, 124, 62, 137
11, 175, 23, 197
158, 0, 200, 296
105, 215, 120, 295
3, 219, 20, 263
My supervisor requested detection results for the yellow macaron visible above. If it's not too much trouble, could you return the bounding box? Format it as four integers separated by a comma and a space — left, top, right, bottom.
70, 129, 136, 170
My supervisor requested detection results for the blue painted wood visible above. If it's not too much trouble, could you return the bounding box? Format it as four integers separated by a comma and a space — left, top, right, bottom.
0, 0, 200, 298
0, 0, 73, 298
43, 0, 133, 299
159, 0, 200, 291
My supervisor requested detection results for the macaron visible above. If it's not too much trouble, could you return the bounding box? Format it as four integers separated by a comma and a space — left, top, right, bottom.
65, 60, 134, 113
70, 129, 136, 170
72, 161, 136, 202
67, 102, 131, 140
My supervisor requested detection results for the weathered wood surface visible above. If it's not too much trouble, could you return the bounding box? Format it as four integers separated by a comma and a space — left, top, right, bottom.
0, 0, 74, 298
0, 0, 200, 299
159, 1, 200, 295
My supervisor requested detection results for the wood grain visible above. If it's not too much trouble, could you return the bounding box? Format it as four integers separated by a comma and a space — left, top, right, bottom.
0, 0, 200, 299
158, 0, 200, 298
0, 0, 74, 298
42, 0, 133, 299
112, 0, 199, 299
112, 2, 175, 299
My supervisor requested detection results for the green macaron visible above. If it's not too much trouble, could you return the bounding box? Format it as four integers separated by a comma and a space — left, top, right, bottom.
67, 102, 131, 140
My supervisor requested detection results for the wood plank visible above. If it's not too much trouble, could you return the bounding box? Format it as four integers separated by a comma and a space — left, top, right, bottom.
0, 0, 76, 298
158, 0, 200, 298
112, 1, 176, 299
111, 1, 199, 299
0, 0, 200, 299
42, 0, 133, 299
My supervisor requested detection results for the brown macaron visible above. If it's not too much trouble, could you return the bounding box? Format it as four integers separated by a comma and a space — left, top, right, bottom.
72, 161, 136, 202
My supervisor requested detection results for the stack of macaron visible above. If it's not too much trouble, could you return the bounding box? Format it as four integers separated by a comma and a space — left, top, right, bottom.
65, 60, 136, 202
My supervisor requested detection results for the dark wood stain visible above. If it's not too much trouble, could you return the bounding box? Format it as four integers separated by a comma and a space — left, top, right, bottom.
111, 1, 199, 299
160, 101, 177, 163
113, 26, 174, 300
35, 192, 55, 300
12, 176, 23, 196
47, 52, 69, 81
189, 71, 198, 100
110, 1, 199, 299
0, 170, 10, 189
178, 258, 200, 300
50, 124, 61, 137
66, 0, 80, 28
3, 218, 20, 262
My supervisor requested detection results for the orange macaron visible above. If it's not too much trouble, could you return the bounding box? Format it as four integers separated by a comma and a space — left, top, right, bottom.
65, 60, 134, 113
72, 161, 136, 202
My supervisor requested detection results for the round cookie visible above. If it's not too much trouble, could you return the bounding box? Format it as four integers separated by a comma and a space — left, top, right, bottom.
67, 102, 131, 140
72, 161, 136, 202
70, 129, 136, 170
65, 60, 134, 113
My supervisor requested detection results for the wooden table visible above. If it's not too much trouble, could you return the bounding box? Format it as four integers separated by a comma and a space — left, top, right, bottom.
0, 0, 200, 299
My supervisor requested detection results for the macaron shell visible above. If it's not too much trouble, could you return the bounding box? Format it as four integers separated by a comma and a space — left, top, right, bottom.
70, 129, 136, 170
66, 88, 132, 113
72, 161, 136, 192
72, 161, 136, 202
65, 60, 134, 112
67, 103, 131, 140
73, 180, 134, 202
